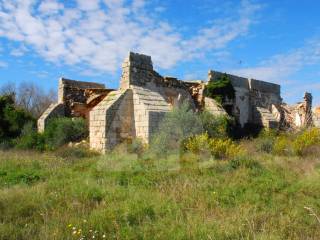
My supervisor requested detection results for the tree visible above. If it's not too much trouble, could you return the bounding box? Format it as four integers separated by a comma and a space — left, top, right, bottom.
0, 94, 35, 140
0, 81, 56, 118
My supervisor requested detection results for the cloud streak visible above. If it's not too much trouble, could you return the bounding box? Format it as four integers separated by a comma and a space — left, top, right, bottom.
230, 38, 320, 84
0, 0, 261, 74
0, 60, 7, 68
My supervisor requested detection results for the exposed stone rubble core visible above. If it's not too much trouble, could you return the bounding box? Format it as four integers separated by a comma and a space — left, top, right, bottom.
38, 78, 113, 132
281, 92, 313, 130
38, 52, 315, 153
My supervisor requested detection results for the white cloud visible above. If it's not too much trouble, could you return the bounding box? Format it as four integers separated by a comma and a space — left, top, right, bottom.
0, 0, 261, 74
10, 44, 29, 56
0, 60, 8, 68
230, 38, 320, 83
77, 0, 100, 11
38, 0, 64, 15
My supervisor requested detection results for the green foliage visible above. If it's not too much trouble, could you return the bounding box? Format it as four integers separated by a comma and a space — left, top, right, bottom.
151, 104, 235, 156
199, 111, 232, 138
151, 102, 203, 155
273, 135, 293, 156
44, 117, 88, 150
0, 94, 35, 141
293, 128, 320, 156
228, 155, 262, 170
15, 122, 45, 151
54, 146, 98, 160
184, 133, 244, 159
204, 73, 235, 104
127, 138, 146, 157
254, 129, 278, 153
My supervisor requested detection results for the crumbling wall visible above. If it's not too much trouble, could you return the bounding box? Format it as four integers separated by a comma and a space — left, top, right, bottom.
90, 52, 199, 152
37, 103, 65, 133
120, 52, 194, 142
58, 78, 105, 104
58, 78, 107, 118
249, 79, 282, 108
38, 78, 111, 133
207, 70, 282, 128
280, 92, 313, 129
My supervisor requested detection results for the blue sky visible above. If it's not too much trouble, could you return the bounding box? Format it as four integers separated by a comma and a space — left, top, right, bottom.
0, 0, 320, 105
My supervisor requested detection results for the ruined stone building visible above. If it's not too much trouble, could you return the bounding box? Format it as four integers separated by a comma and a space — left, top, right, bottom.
38, 52, 314, 153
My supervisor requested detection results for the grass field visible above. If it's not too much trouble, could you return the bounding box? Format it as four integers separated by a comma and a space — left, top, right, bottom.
0, 144, 319, 240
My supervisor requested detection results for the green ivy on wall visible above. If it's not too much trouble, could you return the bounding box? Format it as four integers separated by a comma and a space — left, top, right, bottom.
204, 73, 235, 104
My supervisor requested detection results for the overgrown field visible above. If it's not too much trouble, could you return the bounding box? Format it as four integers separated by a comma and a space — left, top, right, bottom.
0, 140, 319, 240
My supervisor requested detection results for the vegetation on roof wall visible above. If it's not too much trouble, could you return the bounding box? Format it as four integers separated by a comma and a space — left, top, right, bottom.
204, 73, 235, 104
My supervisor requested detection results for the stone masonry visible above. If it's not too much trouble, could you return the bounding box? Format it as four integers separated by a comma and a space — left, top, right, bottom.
38, 52, 314, 153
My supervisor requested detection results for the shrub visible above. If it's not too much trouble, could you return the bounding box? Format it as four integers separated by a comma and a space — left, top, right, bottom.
0, 94, 35, 140
209, 138, 243, 159
185, 133, 244, 159
199, 111, 231, 138
184, 133, 211, 155
44, 117, 88, 150
293, 128, 320, 156
15, 122, 45, 151
273, 135, 292, 156
151, 102, 203, 155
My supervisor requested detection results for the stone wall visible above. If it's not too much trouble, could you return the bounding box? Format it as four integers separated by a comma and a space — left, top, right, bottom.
38, 78, 109, 133
40, 52, 316, 152
90, 52, 198, 152
207, 70, 282, 127
89, 90, 133, 152
58, 78, 105, 104
37, 103, 65, 132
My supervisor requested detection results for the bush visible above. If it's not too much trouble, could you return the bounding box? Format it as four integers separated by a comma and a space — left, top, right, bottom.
273, 135, 292, 156
44, 117, 88, 150
293, 128, 320, 156
151, 102, 203, 155
184, 133, 244, 159
199, 111, 231, 138
15, 122, 45, 151
209, 138, 243, 159
0, 94, 35, 140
